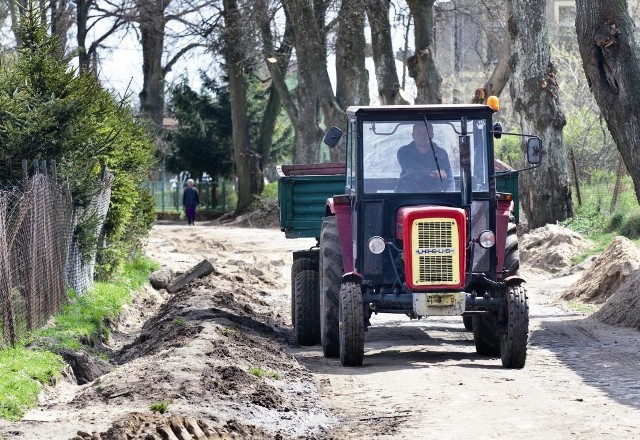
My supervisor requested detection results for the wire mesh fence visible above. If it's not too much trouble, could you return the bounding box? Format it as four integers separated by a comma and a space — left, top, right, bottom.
0, 167, 113, 348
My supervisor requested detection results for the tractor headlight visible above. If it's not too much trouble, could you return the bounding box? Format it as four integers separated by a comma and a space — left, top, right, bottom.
368, 236, 386, 255
478, 230, 496, 249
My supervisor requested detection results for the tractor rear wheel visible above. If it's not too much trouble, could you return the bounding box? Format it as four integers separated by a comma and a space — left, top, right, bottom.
472, 312, 500, 356
293, 269, 320, 345
463, 315, 473, 331
339, 281, 365, 367
290, 256, 318, 329
500, 285, 529, 368
504, 222, 519, 276
320, 217, 341, 358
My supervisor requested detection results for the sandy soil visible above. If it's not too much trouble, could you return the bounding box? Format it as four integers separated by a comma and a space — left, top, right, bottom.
1, 222, 640, 439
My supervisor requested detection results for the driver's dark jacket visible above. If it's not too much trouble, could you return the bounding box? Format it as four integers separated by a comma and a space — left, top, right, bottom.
397, 141, 454, 190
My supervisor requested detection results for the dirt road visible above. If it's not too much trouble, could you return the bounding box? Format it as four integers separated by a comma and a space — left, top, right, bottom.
2, 222, 640, 439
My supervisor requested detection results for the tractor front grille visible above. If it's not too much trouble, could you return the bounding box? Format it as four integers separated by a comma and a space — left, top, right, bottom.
411, 218, 460, 286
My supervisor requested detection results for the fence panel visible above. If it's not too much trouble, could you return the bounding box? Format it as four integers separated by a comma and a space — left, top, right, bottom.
145, 178, 235, 213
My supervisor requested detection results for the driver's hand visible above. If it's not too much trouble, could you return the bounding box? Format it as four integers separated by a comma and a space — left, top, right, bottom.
429, 170, 448, 179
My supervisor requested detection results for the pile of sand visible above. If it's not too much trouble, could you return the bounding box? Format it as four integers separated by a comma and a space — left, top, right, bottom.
520, 224, 593, 273
591, 269, 640, 330
561, 236, 640, 304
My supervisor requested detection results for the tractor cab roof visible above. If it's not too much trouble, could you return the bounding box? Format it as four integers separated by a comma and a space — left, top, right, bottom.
346, 103, 496, 117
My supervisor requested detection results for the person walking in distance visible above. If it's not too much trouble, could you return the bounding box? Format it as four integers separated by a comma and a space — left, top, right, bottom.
183, 179, 200, 225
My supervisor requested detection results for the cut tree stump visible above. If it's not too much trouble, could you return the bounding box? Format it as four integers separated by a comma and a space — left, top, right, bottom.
167, 260, 215, 293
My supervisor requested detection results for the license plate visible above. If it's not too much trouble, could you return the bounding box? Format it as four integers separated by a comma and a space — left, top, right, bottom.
426, 294, 455, 306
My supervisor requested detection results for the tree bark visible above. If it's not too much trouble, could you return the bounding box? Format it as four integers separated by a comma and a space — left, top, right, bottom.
575, 0, 640, 205
224, 0, 255, 213
509, 0, 573, 229
336, 0, 369, 109
138, 0, 167, 128
406, 0, 441, 104
367, 0, 408, 105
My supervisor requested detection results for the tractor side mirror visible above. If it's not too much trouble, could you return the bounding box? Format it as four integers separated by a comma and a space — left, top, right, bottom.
527, 137, 543, 165
323, 126, 343, 148
492, 122, 503, 139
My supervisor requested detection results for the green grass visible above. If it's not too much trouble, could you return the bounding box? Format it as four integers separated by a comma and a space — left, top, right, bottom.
0, 254, 159, 421
149, 401, 170, 413
261, 181, 278, 200
0, 347, 64, 421
562, 179, 640, 264
248, 367, 280, 380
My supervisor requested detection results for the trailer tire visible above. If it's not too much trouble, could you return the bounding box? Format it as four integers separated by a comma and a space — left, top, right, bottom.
320, 217, 341, 358
291, 256, 318, 328
293, 269, 320, 345
339, 281, 365, 367
504, 222, 519, 276
472, 312, 500, 356
500, 285, 529, 369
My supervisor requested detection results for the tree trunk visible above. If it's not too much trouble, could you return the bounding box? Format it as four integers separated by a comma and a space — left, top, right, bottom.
367, 0, 408, 105
336, 0, 369, 109
406, 0, 441, 104
509, 0, 573, 229
472, 1, 511, 104
138, 0, 167, 128
76, 0, 91, 73
224, 0, 255, 213
575, 0, 640, 205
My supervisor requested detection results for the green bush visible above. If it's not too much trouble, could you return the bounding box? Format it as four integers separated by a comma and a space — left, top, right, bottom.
619, 213, 640, 239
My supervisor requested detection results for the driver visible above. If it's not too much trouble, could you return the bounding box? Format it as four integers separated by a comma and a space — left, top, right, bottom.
396, 121, 454, 192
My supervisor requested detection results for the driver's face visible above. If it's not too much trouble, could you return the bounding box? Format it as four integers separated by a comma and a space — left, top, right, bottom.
412, 124, 432, 148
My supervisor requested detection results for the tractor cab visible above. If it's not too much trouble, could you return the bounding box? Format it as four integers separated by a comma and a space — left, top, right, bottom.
318, 99, 541, 368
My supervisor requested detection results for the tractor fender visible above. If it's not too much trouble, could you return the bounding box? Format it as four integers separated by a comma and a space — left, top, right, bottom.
342, 272, 363, 284
504, 275, 526, 286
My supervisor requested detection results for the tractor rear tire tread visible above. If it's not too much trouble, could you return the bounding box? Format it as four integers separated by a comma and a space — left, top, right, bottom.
320, 217, 341, 358
504, 222, 519, 276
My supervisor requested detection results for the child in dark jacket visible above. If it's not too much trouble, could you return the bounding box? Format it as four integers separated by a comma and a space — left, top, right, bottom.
182, 179, 200, 225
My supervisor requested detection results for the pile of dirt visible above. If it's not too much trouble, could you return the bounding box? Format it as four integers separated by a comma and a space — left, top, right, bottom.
217, 199, 280, 229
520, 224, 593, 273
590, 269, 640, 330
67, 266, 330, 438
561, 236, 640, 304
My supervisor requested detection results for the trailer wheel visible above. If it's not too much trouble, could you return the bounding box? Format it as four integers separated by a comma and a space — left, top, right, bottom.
293, 269, 320, 345
339, 281, 365, 367
320, 217, 341, 358
472, 312, 500, 356
291, 256, 318, 328
504, 222, 519, 276
500, 285, 529, 369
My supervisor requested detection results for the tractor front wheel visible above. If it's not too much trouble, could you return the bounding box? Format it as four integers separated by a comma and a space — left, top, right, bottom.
320, 217, 341, 358
500, 285, 529, 369
339, 281, 365, 367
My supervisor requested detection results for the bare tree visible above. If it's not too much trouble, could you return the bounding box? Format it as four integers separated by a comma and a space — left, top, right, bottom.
335, 0, 369, 109
575, 0, 640, 204
223, 0, 254, 213
367, 0, 408, 105
406, 0, 441, 104
509, 0, 573, 228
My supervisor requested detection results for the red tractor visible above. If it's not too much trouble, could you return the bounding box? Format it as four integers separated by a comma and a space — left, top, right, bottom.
278, 98, 541, 368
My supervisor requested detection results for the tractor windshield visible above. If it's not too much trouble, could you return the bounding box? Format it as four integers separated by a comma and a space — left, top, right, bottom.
361, 118, 489, 194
